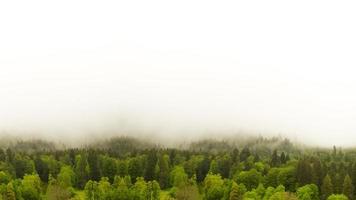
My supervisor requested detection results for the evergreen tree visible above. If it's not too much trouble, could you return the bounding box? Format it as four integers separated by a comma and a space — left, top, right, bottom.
84, 180, 99, 200
280, 152, 286, 164
271, 150, 280, 167
217, 154, 232, 178
157, 154, 169, 189
312, 158, 323, 187
0, 149, 6, 162
333, 173, 343, 194
87, 150, 101, 181
321, 174, 333, 200
209, 159, 218, 174
342, 174, 353, 200
6, 148, 14, 163
196, 155, 210, 182
6, 182, 16, 200
240, 147, 251, 162
296, 159, 313, 186
74, 154, 90, 188
34, 156, 49, 182
101, 156, 117, 183
128, 157, 144, 182
117, 160, 128, 177
231, 148, 239, 163
144, 150, 158, 181
148, 180, 160, 200
229, 181, 240, 200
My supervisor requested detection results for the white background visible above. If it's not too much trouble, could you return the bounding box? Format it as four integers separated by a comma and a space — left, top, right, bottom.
1, 0, 356, 146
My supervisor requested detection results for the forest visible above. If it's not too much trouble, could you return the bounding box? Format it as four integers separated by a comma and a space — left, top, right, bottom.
0, 136, 353, 200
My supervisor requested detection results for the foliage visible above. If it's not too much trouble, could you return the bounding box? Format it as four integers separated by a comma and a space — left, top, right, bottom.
0, 137, 354, 199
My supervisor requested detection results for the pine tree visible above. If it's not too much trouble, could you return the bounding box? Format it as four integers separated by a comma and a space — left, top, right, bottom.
351, 162, 356, 190
321, 174, 333, 200
334, 173, 343, 194
297, 159, 313, 186
240, 147, 250, 162
158, 154, 169, 189
231, 148, 239, 163
0, 149, 6, 162
280, 152, 286, 164
74, 154, 90, 188
229, 182, 240, 200
312, 159, 323, 187
87, 150, 101, 181
342, 174, 353, 200
271, 150, 280, 167
228, 182, 247, 200
144, 150, 158, 181
6, 182, 16, 200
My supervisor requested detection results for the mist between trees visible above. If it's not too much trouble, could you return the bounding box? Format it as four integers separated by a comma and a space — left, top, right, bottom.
0, 135, 353, 200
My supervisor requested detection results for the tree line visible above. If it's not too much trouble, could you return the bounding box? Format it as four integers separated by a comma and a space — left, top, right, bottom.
0, 137, 353, 200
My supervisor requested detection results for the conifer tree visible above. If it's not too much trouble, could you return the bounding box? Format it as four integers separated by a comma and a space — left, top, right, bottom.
145, 150, 158, 181
6, 182, 16, 200
271, 150, 280, 167
74, 154, 90, 188
342, 174, 353, 200
321, 174, 333, 200
334, 173, 343, 194
296, 159, 313, 186
158, 154, 169, 189
229, 181, 240, 200
280, 152, 286, 164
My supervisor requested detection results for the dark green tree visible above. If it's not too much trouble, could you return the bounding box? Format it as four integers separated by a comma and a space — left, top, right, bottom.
296, 159, 313, 186
240, 147, 250, 162
157, 154, 169, 189
342, 174, 353, 200
87, 150, 101, 181
144, 150, 157, 181
271, 150, 280, 167
101, 156, 117, 183
280, 152, 286, 164
321, 174, 333, 200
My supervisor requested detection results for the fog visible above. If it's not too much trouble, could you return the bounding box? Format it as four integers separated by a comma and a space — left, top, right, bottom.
1, 0, 356, 147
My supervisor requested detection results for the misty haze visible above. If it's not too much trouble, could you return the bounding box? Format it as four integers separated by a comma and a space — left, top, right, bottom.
1, 0, 356, 199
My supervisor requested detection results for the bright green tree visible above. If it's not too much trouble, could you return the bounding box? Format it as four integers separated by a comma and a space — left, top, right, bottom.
296, 184, 319, 200
147, 180, 160, 200
6, 182, 16, 200
84, 180, 99, 200
203, 174, 225, 200
97, 177, 112, 200
229, 181, 240, 200
170, 166, 188, 187
57, 165, 75, 188
235, 169, 262, 190
75, 154, 90, 188
20, 174, 42, 200
327, 194, 348, 200
131, 177, 148, 200
46, 176, 72, 200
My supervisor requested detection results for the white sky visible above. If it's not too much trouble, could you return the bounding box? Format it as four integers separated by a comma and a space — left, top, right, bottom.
1, 0, 356, 146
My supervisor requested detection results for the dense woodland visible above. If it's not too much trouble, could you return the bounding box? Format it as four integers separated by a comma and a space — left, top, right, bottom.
0, 136, 354, 200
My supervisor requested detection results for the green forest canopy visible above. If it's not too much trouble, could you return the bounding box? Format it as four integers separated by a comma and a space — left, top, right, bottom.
0, 136, 354, 200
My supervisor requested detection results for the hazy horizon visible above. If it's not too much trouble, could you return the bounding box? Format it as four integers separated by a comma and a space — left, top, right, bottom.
1, 0, 356, 147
